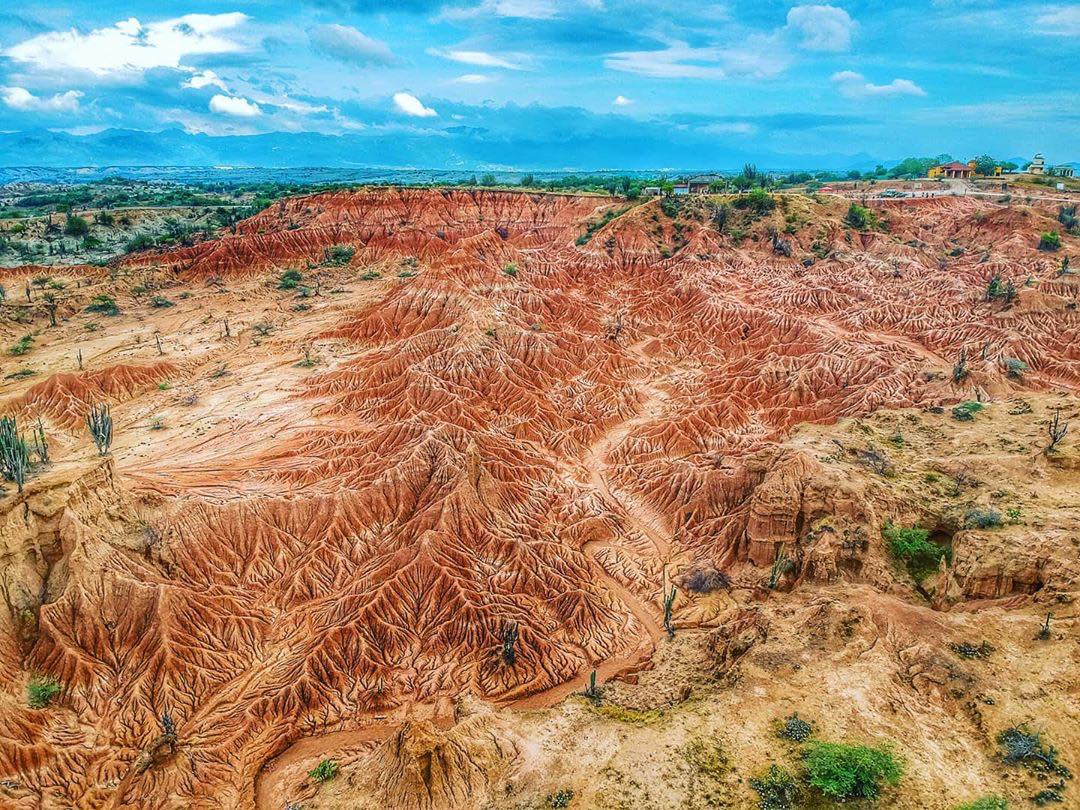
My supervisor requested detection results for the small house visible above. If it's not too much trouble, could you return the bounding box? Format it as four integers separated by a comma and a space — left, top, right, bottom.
688, 175, 722, 194
928, 161, 973, 179
672, 184, 690, 196
642, 186, 662, 197
1028, 153, 1046, 175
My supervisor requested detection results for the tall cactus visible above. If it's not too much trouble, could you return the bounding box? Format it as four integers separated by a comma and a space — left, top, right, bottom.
0, 416, 30, 493
85, 403, 113, 456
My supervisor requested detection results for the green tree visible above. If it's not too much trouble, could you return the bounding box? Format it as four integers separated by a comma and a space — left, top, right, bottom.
804, 741, 904, 801
64, 213, 90, 237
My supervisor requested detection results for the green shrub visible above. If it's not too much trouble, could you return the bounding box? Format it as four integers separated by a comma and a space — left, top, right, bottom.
125, 233, 156, 252
278, 269, 303, 290
750, 764, 799, 810
503, 262, 518, 277
10, 334, 34, 355
308, 758, 339, 783
322, 245, 355, 266
85, 294, 119, 316
735, 188, 776, 217
952, 401, 984, 421
150, 295, 173, 308
964, 508, 1002, 529
1037, 231, 1061, 251
997, 725, 1070, 777
883, 522, 950, 581
778, 713, 812, 742
1003, 357, 1028, 378
547, 789, 575, 809
64, 214, 90, 237
954, 797, 1008, 810
804, 741, 903, 801
27, 675, 61, 708
845, 203, 880, 231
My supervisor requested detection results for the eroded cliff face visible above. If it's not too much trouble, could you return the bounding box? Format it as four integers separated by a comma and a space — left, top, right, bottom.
0, 189, 1076, 808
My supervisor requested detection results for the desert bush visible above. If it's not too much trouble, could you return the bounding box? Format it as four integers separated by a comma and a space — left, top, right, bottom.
125, 233, 156, 252
883, 522, 950, 581
10, 334, 34, 355
954, 798, 1008, 810
950, 640, 993, 660
778, 713, 813, 743
547, 789, 574, 809
997, 726, 1070, 777
844, 203, 879, 231
322, 245, 355, 266
750, 764, 799, 810
308, 758, 339, 783
150, 295, 173, 308
734, 188, 775, 218
278, 269, 303, 290
964, 508, 1002, 529
502, 262, 518, 277
951, 401, 983, 421
1037, 231, 1061, 251
804, 741, 903, 801
85, 294, 119, 315
1003, 357, 1028, 378
27, 675, 61, 708
64, 214, 89, 237
662, 585, 677, 638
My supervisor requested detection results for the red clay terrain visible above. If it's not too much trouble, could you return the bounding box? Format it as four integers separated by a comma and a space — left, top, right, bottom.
0, 188, 1077, 809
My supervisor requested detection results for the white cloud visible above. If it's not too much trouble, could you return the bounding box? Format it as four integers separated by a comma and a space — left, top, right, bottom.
1034, 6, 1080, 35
605, 37, 788, 80
431, 48, 524, 70
698, 121, 756, 135
392, 91, 437, 117
308, 24, 395, 65
1, 86, 82, 113
4, 13, 249, 78
439, 0, 602, 20
453, 73, 493, 83
786, 5, 855, 51
613, 95, 633, 106
830, 70, 926, 98
209, 94, 261, 117
183, 69, 228, 91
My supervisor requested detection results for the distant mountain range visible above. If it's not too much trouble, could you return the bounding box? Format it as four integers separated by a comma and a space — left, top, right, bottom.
0, 127, 888, 176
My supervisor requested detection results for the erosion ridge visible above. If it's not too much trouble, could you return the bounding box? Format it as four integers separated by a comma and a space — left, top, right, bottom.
0, 188, 1077, 809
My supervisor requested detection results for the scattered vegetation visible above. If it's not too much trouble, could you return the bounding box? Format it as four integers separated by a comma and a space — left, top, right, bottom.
777, 713, 813, 743
591, 703, 664, 726
1003, 357, 1028, 379
27, 675, 61, 708
803, 741, 904, 802
844, 203, 881, 231
85, 294, 119, 316
683, 737, 729, 779
750, 764, 799, 810
950, 640, 993, 660
963, 508, 1002, 529
884, 522, 950, 581
954, 798, 1008, 810
150, 295, 173, 308
322, 244, 355, 266
278, 269, 303, 290
546, 788, 575, 808
997, 725, 1071, 778
10, 334, 34, 356
951, 401, 984, 421
576, 205, 630, 246
1037, 231, 1061, 252
307, 758, 339, 783
502, 262, 518, 277
952, 348, 969, 383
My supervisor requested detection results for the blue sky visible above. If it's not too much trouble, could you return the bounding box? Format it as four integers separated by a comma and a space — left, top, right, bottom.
0, 1, 1076, 168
